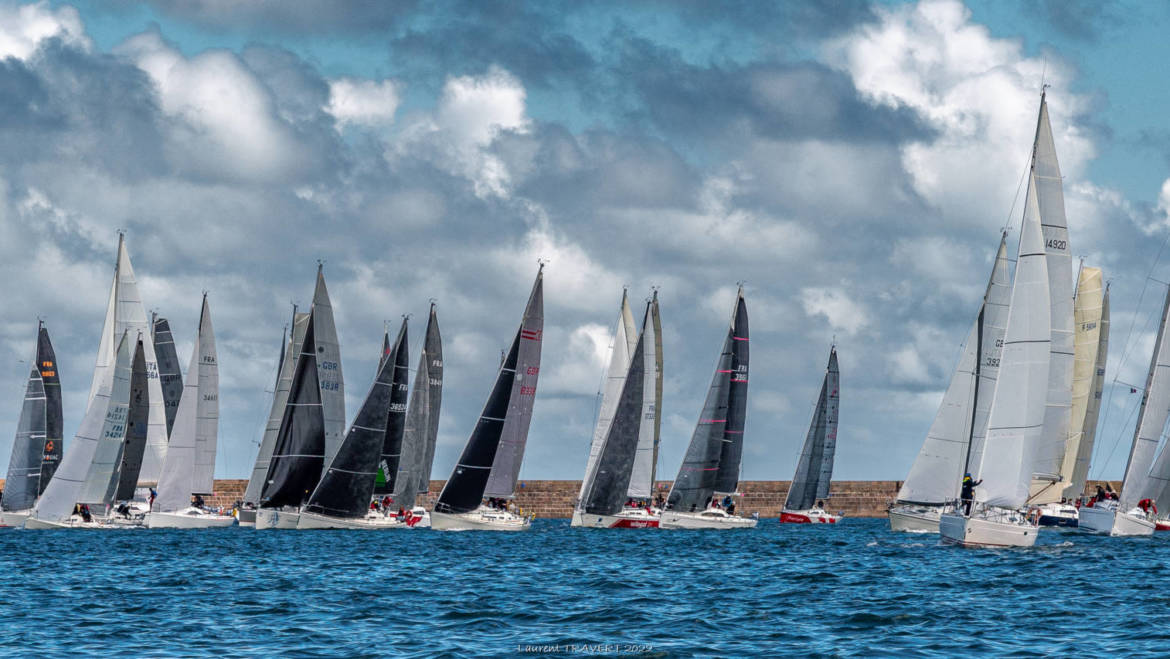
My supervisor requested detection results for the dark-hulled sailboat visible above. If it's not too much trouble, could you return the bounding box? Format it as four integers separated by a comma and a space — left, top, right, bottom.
432, 266, 543, 531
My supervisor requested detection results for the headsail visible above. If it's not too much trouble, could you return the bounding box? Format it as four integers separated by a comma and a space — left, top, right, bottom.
965, 236, 1012, 477
113, 338, 150, 501
152, 315, 184, 436
373, 319, 410, 496
437, 266, 543, 513
1060, 267, 1106, 500
784, 347, 840, 511
155, 295, 219, 512
2, 322, 63, 512
310, 266, 346, 469
32, 331, 133, 523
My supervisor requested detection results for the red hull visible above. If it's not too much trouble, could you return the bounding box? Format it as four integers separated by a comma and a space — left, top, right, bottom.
1156, 520, 1170, 532
780, 511, 838, 524
610, 518, 659, 529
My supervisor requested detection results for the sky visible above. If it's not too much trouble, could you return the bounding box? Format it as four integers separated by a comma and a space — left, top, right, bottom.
1, 0, 1170, 486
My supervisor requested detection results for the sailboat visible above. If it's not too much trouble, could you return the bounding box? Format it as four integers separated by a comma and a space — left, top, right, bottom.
89, 234, 170, 486
239, 308, 309, 526
1037, 266, 1109, 527
572, 293, 660, 529
780, 346, 842, 524
146, 295, 233, 528
889, 236, 1010, 533
660, 287, 756, 529
25, 331, 134, 529
432, 265, 543, 531
365, 318, 413, 523
938, 165, 1051, 548
1079, 287, 1168, 536
1, 322, 63, 527
255, 266, 343, 530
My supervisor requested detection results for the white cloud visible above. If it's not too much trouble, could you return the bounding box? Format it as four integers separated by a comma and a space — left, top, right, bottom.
0, 2, 89, 60
326, 77, 401, 128
800, 286, 870, 335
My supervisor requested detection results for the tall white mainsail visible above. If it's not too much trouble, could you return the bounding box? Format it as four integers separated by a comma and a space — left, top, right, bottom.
1124, 288, 1170, 510
578, 291, 638, 506
1060, 267, 1107, 500
155, 295, 218, 513
1030, 93, 1075, 503
974, 173, 1051, 509
87, 234, 171, 483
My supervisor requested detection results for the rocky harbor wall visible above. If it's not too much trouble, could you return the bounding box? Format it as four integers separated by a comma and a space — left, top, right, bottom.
1, 479, 1122, 518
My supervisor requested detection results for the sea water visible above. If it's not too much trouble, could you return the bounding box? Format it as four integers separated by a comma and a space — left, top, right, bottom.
1, 518, 1166, 656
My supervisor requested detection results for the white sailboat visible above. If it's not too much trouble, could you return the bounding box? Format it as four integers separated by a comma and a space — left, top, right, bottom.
146, 295, 233, 529
889, 236, 1010, 533
939, 171, 1050, 548
1080, 288, 1170, 536
780, 346, 841, 525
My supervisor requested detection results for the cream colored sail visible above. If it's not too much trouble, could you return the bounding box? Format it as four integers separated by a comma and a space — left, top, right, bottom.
1056, 267, 1105, 500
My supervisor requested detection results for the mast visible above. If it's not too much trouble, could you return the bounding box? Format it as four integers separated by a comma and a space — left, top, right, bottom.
1119, 286, 1170, 511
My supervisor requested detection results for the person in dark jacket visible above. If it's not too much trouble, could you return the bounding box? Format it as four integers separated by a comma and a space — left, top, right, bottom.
960, 473, 982, 516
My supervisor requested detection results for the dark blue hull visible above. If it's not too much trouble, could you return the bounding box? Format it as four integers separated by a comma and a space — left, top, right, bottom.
1038, 515, 1078, 528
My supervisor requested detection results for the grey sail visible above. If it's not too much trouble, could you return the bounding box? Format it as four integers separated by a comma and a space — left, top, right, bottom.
666, 322, 734, 513
583, 318, 648, 516
715, 290, 749, 494
650, 291, 664, 488
79, 337, 142, 508
483, 267, 545, 498
437, 266, 542, 512
114, 338, 150, 501
155, 295, 219, 512
373, 319, 410, 497
304, 340, 398, 519
785, 347, 840, 511
2, 322, 62, 512
310, 266, 346, 469
33, 331, 132, 522
243, 310, 309, 505
152, 315, 184, 436
261, 312, 326, 509
419, 305, 443, 501
395, 346, 431, 508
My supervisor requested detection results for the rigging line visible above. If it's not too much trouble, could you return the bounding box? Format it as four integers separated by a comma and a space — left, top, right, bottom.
1092, 386, 1142, 482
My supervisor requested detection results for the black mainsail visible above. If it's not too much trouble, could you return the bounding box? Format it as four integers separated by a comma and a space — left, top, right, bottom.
152, 315, 184, 436
420, 304, 443, 499
437, 266, 543, 513
2, 322, 64, 511
260, 314, 326, 509
115, 338, 150, 500
303, 342, 398, 519
373, 319, 410, 497
784, 347, 840, 511
715, 293, 749, 494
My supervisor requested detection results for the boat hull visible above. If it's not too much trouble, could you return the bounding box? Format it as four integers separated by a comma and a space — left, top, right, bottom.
255, 508, 300, 530
431, 508, 531, 531
939, 512, 1038, 548
570, 509, 660, 529
145, 509, 236, 529
1036, 502, 1079, 528
887, 506, 940, 533
1157, 519, 1170, 532
659, 510, 757, 529
0, 510, 31, 528
780, 508, 841, 524
1078, 504, 1154, 536
237, 508, 257, 527
23, 515, 126, 530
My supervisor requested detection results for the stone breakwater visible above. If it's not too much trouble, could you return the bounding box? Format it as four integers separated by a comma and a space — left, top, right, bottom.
0, 479, 1122, 519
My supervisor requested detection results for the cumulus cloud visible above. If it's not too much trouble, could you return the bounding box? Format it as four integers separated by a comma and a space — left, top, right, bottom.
326, 77, 401, 128
0, 2, 89, 60
800, 287, 870, 336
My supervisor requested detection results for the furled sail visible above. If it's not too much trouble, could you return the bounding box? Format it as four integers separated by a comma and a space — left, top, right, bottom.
973, 174, 1051, 509
437, 266, 543, 513
582, 321, 647, 516
87, 234, 170, 483
1030, 92, 1075, 502
260, 314, 325, 509
32, 331, 133, 523
373, 319, 410, 496
152, 315, 184, 436
113, 338, 150, 501
303, 339, 398, 519
578, 291, 638, 505
155, 295, 219, 512
627, 299, 660, 499
244, 310, 309, 505
897, 236, 1008, 505
1123, 287, 1170, 510
1059, 267, 1107, 500
784, 347, 840, 511
714, 290, 749, 495
2, 322, 63, 512
310, 266, 346, 469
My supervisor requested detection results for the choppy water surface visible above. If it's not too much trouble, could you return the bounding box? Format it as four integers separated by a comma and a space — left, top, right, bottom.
2, 518, 1168, 656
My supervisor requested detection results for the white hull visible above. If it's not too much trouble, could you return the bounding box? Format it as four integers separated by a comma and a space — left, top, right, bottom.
887, 505, 941, 533
146, 508, 236, 529
255, 508, 300, 530
431, 507, 531, 531
237, 508, 256, 527
1077, 503, 1154, 536
0, 510, 31, 527
659, 508, 757, 529
23, 515, 129, 530
570, 508, 660, 529
296, 508, 430, 530
939, 511, 1038, 548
